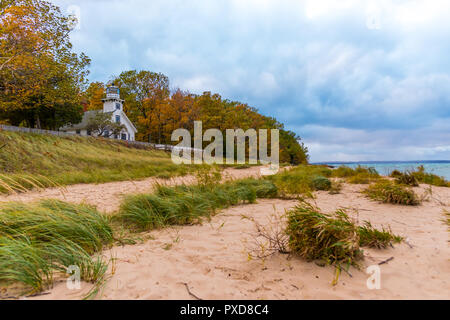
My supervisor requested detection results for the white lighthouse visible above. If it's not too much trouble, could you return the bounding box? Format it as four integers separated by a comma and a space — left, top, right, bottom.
60, 82, 137, 141
101, 83, 137, 141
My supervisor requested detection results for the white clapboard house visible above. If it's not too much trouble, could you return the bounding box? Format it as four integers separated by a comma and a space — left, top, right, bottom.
61, 83, 137, 141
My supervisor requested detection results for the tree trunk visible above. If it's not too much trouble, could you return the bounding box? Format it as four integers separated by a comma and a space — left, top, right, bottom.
35, 115, 41, 129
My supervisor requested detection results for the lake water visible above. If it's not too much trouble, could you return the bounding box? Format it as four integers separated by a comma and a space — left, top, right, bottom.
315, 161, 450, 180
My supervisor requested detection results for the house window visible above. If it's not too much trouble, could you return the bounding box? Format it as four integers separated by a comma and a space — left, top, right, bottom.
76, 130, 81, 135
115, 115, 120, 123
121, 133, 127, 140
116, 103, 121, 110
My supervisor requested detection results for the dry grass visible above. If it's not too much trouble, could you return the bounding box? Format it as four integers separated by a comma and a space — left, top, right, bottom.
364, 180, 421, 205
285, 202, 402, 284
390, 166, 450, 188
0, 131, 191, 193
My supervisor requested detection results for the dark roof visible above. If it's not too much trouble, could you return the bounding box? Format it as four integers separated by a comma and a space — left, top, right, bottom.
60, 110, 101, 131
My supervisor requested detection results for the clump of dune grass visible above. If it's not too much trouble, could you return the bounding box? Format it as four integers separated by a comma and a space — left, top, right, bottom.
364, 180, 420, 205
358, 222, 403, 249
332, 166, 380, 185
410, 166, 449, 187
0, 200, 113, 296
267, 165, 332, 197
235, 178, 279, 198
390, 166, 450, 188
389, 170, 403, 178
286, 203, 363, 269
0, 200, 113, 254
194, 165, 223, 187
310, 176, 332, 191
117, 179, 278, 231
443, 211, 450, 231
392, 171, 419, 187
329, 180, 343, 195
285, 202, 402, 284
332, 166, 356, 178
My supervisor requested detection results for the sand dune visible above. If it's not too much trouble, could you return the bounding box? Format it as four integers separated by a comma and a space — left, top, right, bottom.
28, 182, 449, 300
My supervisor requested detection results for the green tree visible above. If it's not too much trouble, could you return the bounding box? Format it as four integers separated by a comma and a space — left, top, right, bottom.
86, 112, 125, 138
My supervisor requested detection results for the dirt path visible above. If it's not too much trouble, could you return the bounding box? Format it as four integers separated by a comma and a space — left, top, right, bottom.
0, 167, 264, 213
30, 183, 450, 300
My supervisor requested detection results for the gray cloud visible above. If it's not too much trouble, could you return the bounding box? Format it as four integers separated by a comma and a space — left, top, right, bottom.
53, 0, 450, 162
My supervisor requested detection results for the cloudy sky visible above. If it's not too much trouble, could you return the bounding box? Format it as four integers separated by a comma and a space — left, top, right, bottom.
52, 0, 450, 162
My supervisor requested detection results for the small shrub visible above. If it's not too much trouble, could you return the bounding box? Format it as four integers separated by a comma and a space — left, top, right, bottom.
394, 171, 419, 187
236, 179, 278, 198
390, 170, 403, 178
329, 180, 343, 195
194, 165, 222, 187
268, 165, 333, 197
332, 166, 379, 184
332, 166, 356, 178
311, 176, 332, 191
364, 180, 420, 205
347, 173, 371, 184
411, 166, 449, 187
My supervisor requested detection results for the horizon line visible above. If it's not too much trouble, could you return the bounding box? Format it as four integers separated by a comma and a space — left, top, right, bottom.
312, 160, 450, 164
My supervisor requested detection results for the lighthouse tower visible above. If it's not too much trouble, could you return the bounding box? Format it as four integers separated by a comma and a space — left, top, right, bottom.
100, 82, 137, 141
102, 83, 124, 113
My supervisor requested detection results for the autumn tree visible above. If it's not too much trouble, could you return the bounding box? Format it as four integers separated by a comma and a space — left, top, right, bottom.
110, 69, 309, 164
114, 70, 170, 143
0, 0, 90, 129
84, 82, 105, 110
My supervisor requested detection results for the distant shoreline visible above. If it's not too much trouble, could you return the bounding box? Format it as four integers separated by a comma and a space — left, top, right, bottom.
311, 160, 450, 180
312, 160, 450, 165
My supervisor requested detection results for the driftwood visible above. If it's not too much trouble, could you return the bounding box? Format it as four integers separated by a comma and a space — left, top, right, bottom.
378, 257, 394, 265
183, 283, 202, 300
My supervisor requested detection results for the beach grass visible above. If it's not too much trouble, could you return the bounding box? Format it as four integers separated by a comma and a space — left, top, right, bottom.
285, 202, 403, 284
358, 221, 403, 248
0, 200, 114, 296
267, 165, 333, 197
286, 202, 363, 268
364, 180, 420, 205
390, 166, 450, 188
0, 131, 192, 193
390, 171, 419, 187
333, 166, 380, 184
116, 178, 278, 231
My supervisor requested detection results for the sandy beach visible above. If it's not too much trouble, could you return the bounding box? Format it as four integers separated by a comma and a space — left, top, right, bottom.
0, 167, 264, 214
19, 172, 449, 300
